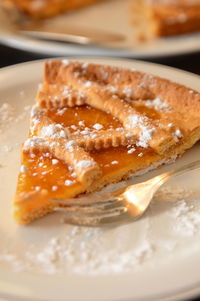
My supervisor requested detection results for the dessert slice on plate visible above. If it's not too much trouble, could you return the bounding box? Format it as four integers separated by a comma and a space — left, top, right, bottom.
133, 0, 200, 39
2, 0, 105, 18
2, 0, 200, 38
14, 60, 200, 224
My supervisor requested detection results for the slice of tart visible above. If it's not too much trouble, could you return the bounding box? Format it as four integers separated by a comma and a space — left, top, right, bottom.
14, 60, 200, 224
133, 0, 200, 39
2, 0, 200, 37
2, 0, 105, 19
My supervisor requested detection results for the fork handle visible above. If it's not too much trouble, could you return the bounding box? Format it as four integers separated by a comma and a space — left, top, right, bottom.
151, 160, 200, 187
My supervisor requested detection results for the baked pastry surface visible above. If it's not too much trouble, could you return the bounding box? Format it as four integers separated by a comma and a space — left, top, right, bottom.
2, 0, 200, 37
14, 60, 200, 224
133, 0, 200, 38
2, 0, 104, 18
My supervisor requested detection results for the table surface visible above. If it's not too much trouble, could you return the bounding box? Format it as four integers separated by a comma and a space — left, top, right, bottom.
0, 45, 200, 75
0, 43, 199, 301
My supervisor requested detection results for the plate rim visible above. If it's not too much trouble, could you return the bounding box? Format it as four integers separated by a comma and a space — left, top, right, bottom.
0, 275, 200, 301
0, 57, 200, 301
1, 32, 200, 59
0, 55, 200, 83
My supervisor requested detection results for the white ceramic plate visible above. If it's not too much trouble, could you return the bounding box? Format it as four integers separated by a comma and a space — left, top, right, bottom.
0, 58, 200, 301
0, 0, 200, 58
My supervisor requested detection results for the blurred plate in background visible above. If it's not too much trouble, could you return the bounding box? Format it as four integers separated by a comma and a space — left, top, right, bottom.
0, 0, 200, 58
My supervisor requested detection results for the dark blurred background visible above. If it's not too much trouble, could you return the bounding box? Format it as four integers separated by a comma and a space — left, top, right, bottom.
0, 44, 199, 75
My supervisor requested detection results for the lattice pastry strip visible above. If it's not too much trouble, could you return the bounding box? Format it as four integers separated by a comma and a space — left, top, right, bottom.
40, 61, 177, 154
72, 128, 128, 151
31, 103, 129, 149
23, 106, 101, 186
38, 86, 86, 109
44, 60, 155, 100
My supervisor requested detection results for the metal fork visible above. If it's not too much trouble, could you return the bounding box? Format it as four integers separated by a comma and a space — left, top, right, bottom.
0, 5, 125, 45
52, 160, 200, 226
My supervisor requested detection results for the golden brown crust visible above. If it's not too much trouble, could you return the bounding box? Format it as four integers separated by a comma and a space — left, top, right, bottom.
133, 0, 200, 38
74, 129, 128, 150
40, 61, 200, 153
2, 0, 200, 37
2, 0, 105, 18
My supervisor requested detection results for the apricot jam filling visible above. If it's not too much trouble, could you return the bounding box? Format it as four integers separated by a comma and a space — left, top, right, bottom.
17, 146, 157, 201
17, 152, 81, 197
16, 98, 165, 205
46, 105, 122, 131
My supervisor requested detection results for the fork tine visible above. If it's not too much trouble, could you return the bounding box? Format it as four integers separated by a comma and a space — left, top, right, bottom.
51, 185, 127, 207
54, 206, 132, 226
54, 199, 125, 215
96, 211, 135, 226
51, 195, 118, 207
90, 200, 125, 210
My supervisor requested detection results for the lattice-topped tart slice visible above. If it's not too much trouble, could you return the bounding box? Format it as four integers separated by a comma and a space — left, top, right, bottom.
14, 60, 200, 224
2, 0, 200, 38
2, 0, 104, 19
133, 0, 200, 38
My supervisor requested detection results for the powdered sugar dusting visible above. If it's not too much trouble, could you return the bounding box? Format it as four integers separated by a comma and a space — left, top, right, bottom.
1, 178, 200, 276
23, 137, 47, 150
145, 97, 171, 112
76, 160, 95, 169
123, 86, 133, 98
65, 180, 75, 186
137, 124, 155, 148
127, 115, 155, 148
41, 124, 67, 140
0, 103, 14, 124
170, 200, 200, 236
0, 102, 33, 140
20, 165, 27, 173
65, 140, 76, 152
93, 123, 103, 130
0, 103, 15, 134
